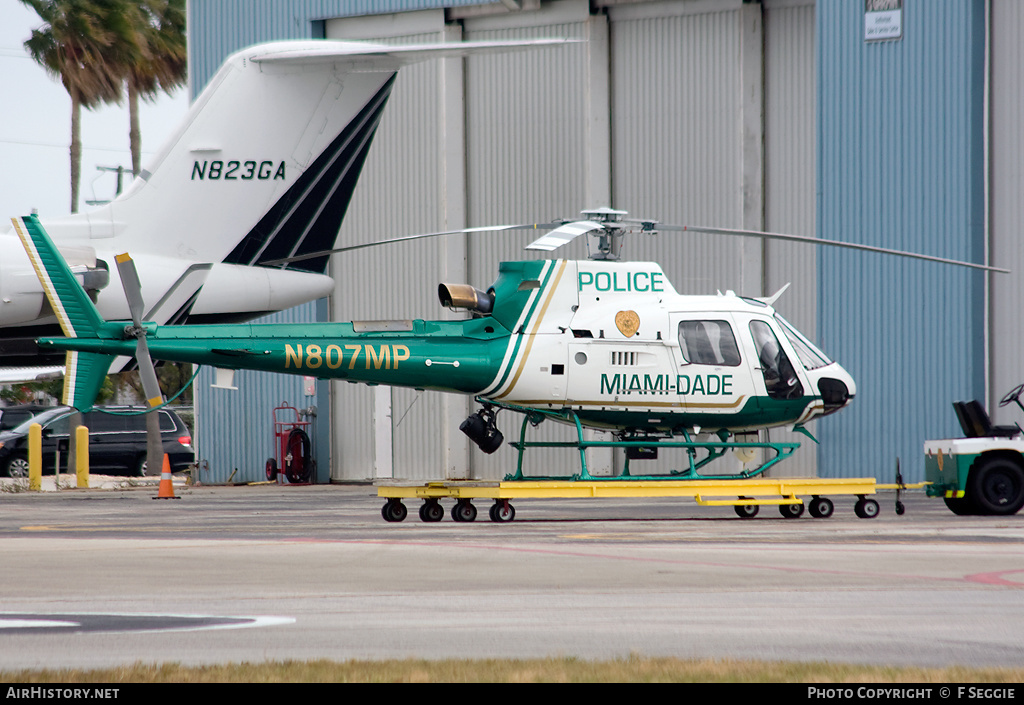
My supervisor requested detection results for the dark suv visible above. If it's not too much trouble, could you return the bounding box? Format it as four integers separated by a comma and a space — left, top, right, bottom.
0, 406, 194, 477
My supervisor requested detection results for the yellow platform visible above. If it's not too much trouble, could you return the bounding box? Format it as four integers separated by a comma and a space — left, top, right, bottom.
378, 476, 879, 505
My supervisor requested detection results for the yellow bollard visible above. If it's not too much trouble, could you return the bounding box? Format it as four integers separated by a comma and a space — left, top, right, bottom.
76, 425, 89, 489
28, 422, 41, 491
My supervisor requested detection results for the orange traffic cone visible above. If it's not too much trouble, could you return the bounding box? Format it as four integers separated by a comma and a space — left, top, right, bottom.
155, 453, 179, 500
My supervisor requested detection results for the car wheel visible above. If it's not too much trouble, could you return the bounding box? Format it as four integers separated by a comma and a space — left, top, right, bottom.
969, 456, 1024, 515
4, 453, 29, 478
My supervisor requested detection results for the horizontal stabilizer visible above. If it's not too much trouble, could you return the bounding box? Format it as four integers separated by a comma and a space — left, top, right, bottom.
0, 366, 65, 384
249, 38, 579, 67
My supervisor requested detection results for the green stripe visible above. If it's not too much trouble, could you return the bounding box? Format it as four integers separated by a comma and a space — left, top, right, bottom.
481, 260, 556, 396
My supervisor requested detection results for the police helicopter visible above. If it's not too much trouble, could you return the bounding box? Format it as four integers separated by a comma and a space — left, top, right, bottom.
11, 210, 1006, 511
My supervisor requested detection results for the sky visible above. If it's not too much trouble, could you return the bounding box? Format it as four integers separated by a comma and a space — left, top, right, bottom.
0, 1, 190, 221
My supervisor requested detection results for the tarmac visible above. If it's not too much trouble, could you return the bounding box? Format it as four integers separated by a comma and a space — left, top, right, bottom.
0, 481, 1022, 671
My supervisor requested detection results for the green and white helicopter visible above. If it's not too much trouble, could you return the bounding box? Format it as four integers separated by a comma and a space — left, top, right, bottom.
11, 209, 1005, 494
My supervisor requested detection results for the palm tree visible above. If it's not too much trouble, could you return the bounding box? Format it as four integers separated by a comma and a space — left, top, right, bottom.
21, 0, 140, 213
124, 0, 186, 177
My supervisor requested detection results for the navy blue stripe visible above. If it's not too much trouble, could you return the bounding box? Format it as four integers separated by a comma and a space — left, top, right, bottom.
224, 74, 397, 273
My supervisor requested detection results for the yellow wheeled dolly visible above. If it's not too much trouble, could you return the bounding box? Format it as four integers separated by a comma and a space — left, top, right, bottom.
378, 476, 914, 523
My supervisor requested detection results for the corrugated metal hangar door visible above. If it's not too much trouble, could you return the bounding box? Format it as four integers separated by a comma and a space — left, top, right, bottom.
323, 0, 816, 482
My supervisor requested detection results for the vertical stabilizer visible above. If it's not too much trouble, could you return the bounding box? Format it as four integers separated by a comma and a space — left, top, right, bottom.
12, 216, 104, 340
12, 216, 114, 409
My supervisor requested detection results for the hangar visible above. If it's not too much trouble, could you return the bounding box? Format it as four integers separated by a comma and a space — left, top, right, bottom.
185, 0, 1024, 486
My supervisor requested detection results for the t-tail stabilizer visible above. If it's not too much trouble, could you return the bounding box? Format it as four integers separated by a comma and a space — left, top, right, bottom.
12, 216, 116, 411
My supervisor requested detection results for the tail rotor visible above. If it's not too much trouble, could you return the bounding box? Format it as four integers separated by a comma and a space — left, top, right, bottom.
114, 253, 164, 408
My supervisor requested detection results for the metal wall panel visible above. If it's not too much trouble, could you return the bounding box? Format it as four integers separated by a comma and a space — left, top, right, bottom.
323, 23, 448, 481
817, 0, 986, 481
988, 0, 1024, 426
188, 0, 484, 96
463, 8, 592, 479
763, 0, 817, 476
610, 4, 744, 295
193, 302, 322, 484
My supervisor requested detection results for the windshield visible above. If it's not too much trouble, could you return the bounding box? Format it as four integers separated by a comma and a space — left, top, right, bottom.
774, 315, 832, 370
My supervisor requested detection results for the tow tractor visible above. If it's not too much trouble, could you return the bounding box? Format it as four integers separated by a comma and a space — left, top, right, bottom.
924, 383, 1024, 516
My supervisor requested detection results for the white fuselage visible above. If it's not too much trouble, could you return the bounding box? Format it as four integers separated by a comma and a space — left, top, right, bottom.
478, 259, 855, 432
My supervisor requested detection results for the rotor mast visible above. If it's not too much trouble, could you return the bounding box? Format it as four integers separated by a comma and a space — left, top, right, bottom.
582, 207, 629, 260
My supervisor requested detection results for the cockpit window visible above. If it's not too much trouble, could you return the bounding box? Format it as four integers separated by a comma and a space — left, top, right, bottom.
774, 315, 831, 370
678, 320, 741, 367
750, 320, 804, 400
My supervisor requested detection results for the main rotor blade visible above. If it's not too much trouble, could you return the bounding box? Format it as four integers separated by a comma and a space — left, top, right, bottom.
114, 253, 146, 325
525, 220, 604, 251
261, 222, 565, 266
134, 336, 164, 409
660, 224, 1009, 273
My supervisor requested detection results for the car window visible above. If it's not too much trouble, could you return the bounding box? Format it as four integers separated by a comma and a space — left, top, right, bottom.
159, 411, 177, 432
85, 413, 128, 433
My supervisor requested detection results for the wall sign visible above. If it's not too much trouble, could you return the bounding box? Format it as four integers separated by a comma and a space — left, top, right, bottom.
865, 0, 903, 42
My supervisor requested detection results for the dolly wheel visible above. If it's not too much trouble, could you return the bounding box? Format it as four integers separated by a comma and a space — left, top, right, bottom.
419, 499, 444, 522
382, 500, 408, 523
779, 502, 804, 519
854, 497, 880, 519
807, 496, 834, 519
489, 501, 516, 522
734, 502, 759, 519
451, 500, 477, 523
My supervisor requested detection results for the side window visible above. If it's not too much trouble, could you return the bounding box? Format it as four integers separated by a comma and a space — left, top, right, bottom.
749, 320, 803, 400
123, 414, 147, 432
678, 320, 741, 367
85, 413, 127, 433
158, 411, 176, 432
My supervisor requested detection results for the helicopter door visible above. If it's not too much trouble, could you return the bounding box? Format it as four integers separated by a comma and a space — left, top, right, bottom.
671, 316, 753, 417
748, 319, 805, 401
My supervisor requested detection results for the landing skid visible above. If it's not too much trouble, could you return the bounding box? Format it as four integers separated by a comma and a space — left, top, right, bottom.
494, 401, 799, 482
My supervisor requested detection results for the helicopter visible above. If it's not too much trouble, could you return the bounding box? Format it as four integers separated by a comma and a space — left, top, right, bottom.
11, 209, 1007, 486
